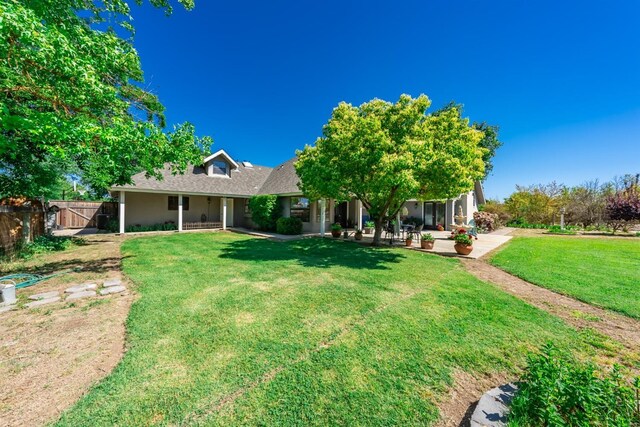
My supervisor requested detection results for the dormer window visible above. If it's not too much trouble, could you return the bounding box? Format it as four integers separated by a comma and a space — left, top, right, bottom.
203, 149, 239, 177
212, 160, 228, 176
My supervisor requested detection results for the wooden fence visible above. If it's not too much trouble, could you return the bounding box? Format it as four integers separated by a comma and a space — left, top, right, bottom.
0, 199, 45, 257
49, 200, 118, 229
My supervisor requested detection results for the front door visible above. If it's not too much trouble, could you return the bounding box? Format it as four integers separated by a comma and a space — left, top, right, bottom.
334, 202, 348, 227
423, 202, 446, 230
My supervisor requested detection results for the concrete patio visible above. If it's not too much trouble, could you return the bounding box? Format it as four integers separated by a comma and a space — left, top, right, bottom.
232, 227, 513, 260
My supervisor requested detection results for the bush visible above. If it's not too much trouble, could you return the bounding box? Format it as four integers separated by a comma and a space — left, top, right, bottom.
13, 235, 76, 260
509, 343, 640, 426
331, 223, 342, 231
547, 225, 577, 235
473, 211, 498, 232
105, 218, 119, 233
276, 217, 303, 235
125, 222, 177, 233
248, 195, 281, 231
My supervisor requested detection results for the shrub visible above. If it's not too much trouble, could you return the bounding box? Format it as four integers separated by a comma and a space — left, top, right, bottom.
125, 222, 177, 233
547, 225, 577, 235
473, 211, 498, 232
606, 185, 640, 232
421, 233, 435, 241
248, 195, 281, 231
331, 223, 342, 231
105, 218, 119, 233
509, 343, 640, 426
276, 217, 303, 235
12, 235, 77, 260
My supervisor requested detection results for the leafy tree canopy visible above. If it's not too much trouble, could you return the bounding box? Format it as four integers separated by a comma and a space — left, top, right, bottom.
435, 101, 502, 179
295, 94, 487, 245
0, 0, 211, 199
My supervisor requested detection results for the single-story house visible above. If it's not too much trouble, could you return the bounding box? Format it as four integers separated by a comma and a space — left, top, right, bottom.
111, 149, 485, 234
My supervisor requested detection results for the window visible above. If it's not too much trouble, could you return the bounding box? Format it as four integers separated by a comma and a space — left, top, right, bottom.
244, 198, 251, 214
290, 197, 310, 222
212, 160, 228, 176
168, 196, 189, 211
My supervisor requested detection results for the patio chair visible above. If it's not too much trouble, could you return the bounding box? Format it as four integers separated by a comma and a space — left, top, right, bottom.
383, 222, 396, 243
410, 224, 424, 242
468, 219, 478, 239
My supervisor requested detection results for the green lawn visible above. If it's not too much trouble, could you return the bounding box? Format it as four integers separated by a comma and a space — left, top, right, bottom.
56, 233, 604, 426
491, 236, 640, 319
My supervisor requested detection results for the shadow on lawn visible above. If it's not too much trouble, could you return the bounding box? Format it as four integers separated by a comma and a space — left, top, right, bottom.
220, 237, 405, 270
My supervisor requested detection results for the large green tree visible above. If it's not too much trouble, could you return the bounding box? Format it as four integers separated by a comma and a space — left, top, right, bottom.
295, 94, 487, 246
0, 0, 211, 198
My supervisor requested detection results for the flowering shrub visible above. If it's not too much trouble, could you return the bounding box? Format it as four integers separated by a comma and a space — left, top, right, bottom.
606, 186, 640, 232
454, 233, 473, 245
473, 211, 498, 232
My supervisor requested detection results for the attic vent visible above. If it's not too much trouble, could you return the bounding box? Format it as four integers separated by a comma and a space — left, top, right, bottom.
242, 161, 253, 168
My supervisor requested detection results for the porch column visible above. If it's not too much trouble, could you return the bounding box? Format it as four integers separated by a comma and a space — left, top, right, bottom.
178, 194, 183, 232
319, 199, 326, 237
421, 202, 425, 225
357, 200, 363, 230
118, 191, 125, 234
222, 197, 227, 230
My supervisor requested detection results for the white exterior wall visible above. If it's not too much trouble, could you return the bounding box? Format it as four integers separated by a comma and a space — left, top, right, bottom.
125, 193, 178, 227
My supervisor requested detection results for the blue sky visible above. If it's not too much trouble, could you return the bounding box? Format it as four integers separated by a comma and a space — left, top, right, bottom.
130, 0, 640, 200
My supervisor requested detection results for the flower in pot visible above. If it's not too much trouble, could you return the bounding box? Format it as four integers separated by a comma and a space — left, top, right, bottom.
453, 233, 473, 255
331, 223, 342, 238
364, 220, 374, 234
354, 228, 363, 241
421, 233, 435, 250
436, 223, 444, 231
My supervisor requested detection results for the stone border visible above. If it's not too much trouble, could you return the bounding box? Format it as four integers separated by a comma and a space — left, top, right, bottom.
470, 383, 518, 427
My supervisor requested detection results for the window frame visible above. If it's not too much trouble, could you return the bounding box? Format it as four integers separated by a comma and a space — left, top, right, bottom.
290, 197, 310, 223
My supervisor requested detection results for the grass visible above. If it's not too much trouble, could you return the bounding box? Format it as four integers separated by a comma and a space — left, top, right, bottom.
55, 233, 607, 426
491, 236, 640, 319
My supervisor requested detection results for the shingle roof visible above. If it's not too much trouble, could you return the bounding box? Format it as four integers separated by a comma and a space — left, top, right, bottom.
112, 155, 303, 197
114, 163, 274, 197
258, 157, 302, 195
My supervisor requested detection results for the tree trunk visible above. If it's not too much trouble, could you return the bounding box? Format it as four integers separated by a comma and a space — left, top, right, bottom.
372, 217, 385, 246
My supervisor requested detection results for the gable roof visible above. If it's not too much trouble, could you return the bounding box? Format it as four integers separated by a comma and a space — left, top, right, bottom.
203, 149, 239, 169
258, 157, 301, 195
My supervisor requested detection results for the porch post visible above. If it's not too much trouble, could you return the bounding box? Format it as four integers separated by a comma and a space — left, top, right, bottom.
118, 191, 125, 234
319, 199, 326, 237
357, 200, 363, 230
421, 202, 425, 225
178, 194, 183, 232
222, 197, 227, 230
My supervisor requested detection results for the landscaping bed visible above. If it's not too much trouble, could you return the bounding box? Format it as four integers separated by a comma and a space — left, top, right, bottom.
54, 233, 617, 426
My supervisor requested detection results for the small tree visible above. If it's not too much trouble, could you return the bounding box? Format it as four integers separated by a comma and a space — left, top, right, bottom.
605, 177, 640, 232
248, 195, 281, 231
295, 94, 487, 246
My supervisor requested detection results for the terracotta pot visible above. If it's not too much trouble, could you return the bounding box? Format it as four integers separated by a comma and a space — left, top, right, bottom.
364, 227, 373, 234
405, 239, 413, 247
354, 233, 363, 241
331, 230, 341, 238
454, 243, 473, 255
437, 226, 444, 231
421, 240, 434, 250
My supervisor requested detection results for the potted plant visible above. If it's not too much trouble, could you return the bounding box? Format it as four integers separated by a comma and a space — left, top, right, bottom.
354, 228, 363, 241
453, 233, 473, 255
364, 221, 374, 234
405, 234, 413, 246
331, 223, 342, 238
421, 233, 435, 249
436, 223, 444, 232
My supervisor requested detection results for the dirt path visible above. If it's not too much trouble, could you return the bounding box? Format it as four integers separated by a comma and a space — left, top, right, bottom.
0, 234, 133, 427
460, 258, 640, 351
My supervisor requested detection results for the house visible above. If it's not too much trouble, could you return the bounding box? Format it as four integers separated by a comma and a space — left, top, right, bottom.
111, 149, 485, 234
